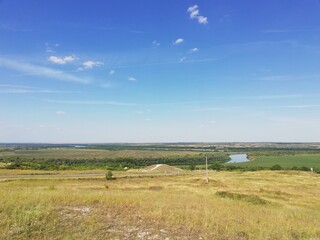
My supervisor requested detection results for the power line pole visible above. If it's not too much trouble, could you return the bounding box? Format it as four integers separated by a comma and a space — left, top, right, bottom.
205, 155, 209, 183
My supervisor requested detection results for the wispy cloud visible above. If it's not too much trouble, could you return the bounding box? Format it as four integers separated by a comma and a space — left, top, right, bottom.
45, 99, 136, 106
0, 57, 90, 84
258, 74, 320, 82
55, 110, 66, 115
109, 57, 218, 69
274, 104, 320, 109
262, 29, 292, 34
100, 82, 114, 89
186, 104, 320, 113
79, 60, 104, 70
189, 47, 199, 53
144, 94, 310, 108
152, 40, 160, 47
109, 70, 115, 75
261, 28, 320, 34
45, 42, 59, 53
247, 94, 303, 100
128, 76, 137, 81
208, 94, 306, 101
184, 57, 218, 64
259, 75, 293, 81
187, 5, 208, 25
46, 47, 54, 53
0, 23, 32, 32
0, 84, 75, 94
48, 55, 75, 64
180, 57, 186, 62
173, 38, 184, 45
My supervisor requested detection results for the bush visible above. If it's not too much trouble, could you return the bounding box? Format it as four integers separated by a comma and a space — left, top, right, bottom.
271, 164, 283, 171
209, 163, 223, 170
300, 166, 311, 171
291, 166, 311, 171
189, 164, 196, 171
105, 170, 113, 180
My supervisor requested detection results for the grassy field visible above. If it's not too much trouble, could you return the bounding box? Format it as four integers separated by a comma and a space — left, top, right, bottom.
234, 154, 320, 169
0, 170, 320, 239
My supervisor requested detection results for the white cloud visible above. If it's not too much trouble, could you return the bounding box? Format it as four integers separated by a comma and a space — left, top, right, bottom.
128, 76, 137, 81
187, 5, 208, 25
190, 9, 199, 19
48, 55, 75, 64
189, 47, 199, 53
187, 5, 198, 14
180, 57, 186, 62
0, 57, 90, 84
173, 38, 184, 45
198, 16, 208, 24
79, 60, 104, 70
55, 110, 66, 115
109, 70, 115, 75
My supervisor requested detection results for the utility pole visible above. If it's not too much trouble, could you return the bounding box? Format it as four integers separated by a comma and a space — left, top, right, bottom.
205, 155, 209, 183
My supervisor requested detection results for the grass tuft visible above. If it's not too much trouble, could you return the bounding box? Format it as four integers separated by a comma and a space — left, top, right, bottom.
216, 191, 269, 205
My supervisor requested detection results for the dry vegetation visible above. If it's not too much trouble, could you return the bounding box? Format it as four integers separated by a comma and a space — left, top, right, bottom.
1, 170, 320, 239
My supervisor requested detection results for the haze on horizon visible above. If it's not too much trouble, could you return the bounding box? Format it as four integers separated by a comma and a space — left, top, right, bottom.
1, 0, 320, 143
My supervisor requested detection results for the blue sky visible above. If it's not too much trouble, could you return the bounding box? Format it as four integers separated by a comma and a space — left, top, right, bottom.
1, 0, 320, 143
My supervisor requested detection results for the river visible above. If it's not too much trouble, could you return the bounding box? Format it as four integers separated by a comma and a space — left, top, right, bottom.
226, 154, 249, 163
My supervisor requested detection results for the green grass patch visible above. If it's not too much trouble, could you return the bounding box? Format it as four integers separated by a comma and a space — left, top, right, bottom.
232, 154, 320, 169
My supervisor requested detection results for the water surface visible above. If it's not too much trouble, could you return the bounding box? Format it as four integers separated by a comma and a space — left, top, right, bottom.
226, 154, 249, 163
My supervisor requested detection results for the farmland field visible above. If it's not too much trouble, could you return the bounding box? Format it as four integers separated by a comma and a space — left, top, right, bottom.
0, 148, 199, 159
233, 154, 320, 169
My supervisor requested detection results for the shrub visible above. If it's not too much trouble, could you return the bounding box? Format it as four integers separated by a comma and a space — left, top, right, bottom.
300, 166, 311, 171
105, 170, 113, 180
209, 163, 223, 170
271, 164, 283, 171
189, 164, 196, 171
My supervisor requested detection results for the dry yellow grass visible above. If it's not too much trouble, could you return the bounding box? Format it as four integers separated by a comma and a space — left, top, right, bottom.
0, 169, 106, 175
0, 171, 319, 239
